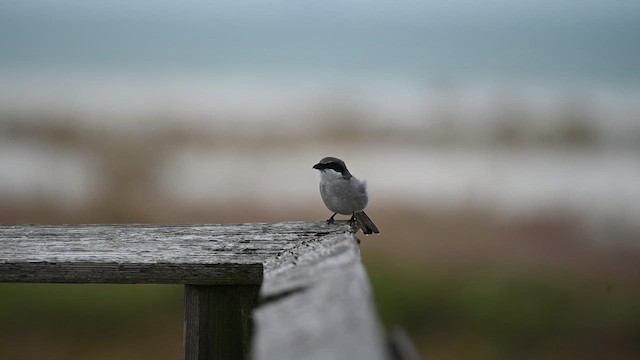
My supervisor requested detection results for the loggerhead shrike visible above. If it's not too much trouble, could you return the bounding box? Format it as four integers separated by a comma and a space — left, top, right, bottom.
313, 157, 380, 235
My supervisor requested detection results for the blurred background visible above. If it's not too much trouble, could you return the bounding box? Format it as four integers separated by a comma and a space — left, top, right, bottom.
1, 0, 640, 359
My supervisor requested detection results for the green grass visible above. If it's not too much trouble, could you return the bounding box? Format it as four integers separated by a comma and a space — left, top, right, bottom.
0, 284, 183, 331
366, 259, 640, 358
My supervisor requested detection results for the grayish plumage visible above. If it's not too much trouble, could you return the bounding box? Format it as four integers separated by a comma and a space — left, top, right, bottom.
313, 157, 380, 235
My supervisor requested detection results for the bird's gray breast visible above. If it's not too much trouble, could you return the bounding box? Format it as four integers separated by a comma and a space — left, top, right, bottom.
319, 175, 369, 214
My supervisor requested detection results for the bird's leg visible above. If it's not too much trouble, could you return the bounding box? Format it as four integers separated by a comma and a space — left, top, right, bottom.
348, 213, 356, 225
326, 212, 337, 224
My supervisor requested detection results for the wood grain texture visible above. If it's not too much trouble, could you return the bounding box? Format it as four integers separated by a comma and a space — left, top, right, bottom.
0, 222, 351, 284
184, 285, 260, 360
252, 232, 392, 360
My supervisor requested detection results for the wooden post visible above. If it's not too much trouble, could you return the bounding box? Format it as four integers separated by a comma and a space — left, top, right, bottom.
184, 285, 260, 360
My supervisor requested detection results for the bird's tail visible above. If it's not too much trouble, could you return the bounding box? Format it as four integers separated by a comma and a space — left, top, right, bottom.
353, 211, 380, 235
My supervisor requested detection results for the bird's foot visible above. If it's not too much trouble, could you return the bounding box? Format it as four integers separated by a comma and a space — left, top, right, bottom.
326, 213, 337, 224
348, 214, 356, 226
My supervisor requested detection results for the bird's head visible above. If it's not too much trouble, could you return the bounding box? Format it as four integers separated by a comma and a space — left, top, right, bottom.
313, 157, 351, 179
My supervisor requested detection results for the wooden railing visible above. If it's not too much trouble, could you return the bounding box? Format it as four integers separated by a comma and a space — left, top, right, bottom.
0, 222, 417, 360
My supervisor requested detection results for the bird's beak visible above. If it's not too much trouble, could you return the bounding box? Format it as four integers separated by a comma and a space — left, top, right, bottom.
313, 163, 321, 170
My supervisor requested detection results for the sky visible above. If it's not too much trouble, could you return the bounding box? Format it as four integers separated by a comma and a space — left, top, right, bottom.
1, 0, 639, 87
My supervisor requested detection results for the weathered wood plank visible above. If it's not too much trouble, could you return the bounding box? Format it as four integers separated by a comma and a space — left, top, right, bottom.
184, 284, 260, 360
0, 222, 351, 284
252, 232, 391, 360
0, 222, 397, 359
0, 262, 263, 284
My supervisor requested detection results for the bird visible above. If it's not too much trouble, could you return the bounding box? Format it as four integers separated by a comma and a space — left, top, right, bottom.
312, 157, 379, 235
